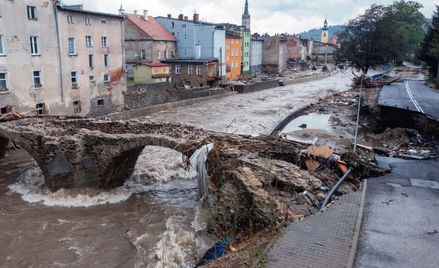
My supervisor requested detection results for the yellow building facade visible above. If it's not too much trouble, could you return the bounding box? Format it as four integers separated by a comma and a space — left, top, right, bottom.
225, 32, 242, 79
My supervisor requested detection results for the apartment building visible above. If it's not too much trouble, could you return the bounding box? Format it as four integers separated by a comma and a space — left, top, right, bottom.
156, 13, 226, 83
0, 1, 125, 117
124, 10, 177, 79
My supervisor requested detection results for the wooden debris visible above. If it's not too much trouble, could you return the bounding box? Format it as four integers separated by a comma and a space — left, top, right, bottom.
314, 241, 325, 246
352, 143, 373, 150
306, 145, 333, 158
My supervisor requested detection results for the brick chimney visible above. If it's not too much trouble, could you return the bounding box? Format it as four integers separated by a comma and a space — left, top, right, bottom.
184, 16, 188, 20
193, 13, 199, 21
178, 14, 183, 20
143, 10, 148, 21
167, 14, 172, 18
254, 32, 259, 39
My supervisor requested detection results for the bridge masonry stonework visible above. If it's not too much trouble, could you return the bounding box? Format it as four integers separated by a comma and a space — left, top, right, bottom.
0, 118, 216, 191
0, 117, 361, 226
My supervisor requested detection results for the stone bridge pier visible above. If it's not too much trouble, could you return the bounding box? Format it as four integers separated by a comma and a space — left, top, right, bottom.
0, 118, 214, 191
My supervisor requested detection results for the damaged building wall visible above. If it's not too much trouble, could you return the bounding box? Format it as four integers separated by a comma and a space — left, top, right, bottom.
0, 0, 61, 115
57, 7, 126, 117
262, 36, 287, 74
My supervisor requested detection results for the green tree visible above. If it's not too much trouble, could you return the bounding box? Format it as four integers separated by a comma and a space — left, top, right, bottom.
418, 5, 439, 88
391, 1, 427, 61
335, 4, 403, 74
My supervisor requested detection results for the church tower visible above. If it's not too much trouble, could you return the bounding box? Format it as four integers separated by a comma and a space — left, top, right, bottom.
242, 0, 251, 30
321, 18, 329, 43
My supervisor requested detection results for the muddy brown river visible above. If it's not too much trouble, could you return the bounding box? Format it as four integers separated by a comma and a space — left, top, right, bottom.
0, 73, 352, 267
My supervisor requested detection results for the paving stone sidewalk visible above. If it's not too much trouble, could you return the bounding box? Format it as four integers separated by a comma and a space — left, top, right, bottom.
266, 191, 362, 268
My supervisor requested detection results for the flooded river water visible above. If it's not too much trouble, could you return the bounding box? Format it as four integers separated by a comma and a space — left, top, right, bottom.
0, 73, 352, 267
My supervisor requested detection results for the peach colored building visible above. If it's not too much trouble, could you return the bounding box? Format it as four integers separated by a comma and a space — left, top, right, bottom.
225, 32, 241, 79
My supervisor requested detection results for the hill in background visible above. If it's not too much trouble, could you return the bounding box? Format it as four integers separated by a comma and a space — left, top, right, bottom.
298, 25, 343, 41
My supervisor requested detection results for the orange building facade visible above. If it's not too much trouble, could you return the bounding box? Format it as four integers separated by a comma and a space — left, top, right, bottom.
225, 32, 242, 79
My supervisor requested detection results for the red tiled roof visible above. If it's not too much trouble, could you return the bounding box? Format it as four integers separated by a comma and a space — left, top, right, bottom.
125, 13, 177, 41
328, 36, 338, 44
138, 63, 169, 67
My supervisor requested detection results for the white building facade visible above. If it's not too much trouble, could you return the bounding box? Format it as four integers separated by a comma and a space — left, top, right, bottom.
0, 1, 126, 117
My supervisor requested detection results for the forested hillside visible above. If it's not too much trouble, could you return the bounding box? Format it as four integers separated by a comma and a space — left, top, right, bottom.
298, 25, 343, 41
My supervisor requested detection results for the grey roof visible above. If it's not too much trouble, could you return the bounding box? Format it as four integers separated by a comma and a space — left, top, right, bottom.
58, 6, 124, 18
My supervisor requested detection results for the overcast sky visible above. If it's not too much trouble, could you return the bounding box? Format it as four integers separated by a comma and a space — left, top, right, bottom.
63, 0, 438, 34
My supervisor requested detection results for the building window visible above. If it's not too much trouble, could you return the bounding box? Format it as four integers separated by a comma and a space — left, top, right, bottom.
67, 15, 74, 24
157, 50, 161, 59
85, 17, 91, 25
68, 38, 76, 55
231, 50, 234, 57
33, 70, 43, 89
73, 101, 81, 114
101, 19, 107, 24
101, 37, 108, 47
89, 76, 95, 81
231, 39, 234, 45
104, 54, 109, 68
0, 35, 5, 55
86, 36, 93, 47
36, 103, 45, 115
227, 42, 229, 49
103, 75, 110, 82
236, 61, 238, 68
196, 66, 202, 75
188, 65, 193, 75
164, 50, 168, 59
71, 71, 79, 88
175, 65, 181, 74
171, 50, 175, 57
169, 65, 172, 74
226, 54, 229, 61
27, 6, 37, 20
89, 55, 94, 68
231, 61, 234, 68
236, 39, 239, 44
30, 36, 40, 55
140, 50, 145, 59
236, 49, 238, 57
184, 34, 187, 39
97, 99, 104, 106
182, 24, 186, 28
0, 73, 9, 92
171, 22, 174, 28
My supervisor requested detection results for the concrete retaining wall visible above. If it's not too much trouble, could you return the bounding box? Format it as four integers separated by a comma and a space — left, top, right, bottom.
234, 80, 279, 94
283, 74, 331, 85
126, 83, 217, 109
108, 91, 237, 120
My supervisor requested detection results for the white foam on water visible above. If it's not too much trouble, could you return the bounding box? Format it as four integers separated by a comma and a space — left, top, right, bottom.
8, 146, 196, 207
146, 217, 194, 268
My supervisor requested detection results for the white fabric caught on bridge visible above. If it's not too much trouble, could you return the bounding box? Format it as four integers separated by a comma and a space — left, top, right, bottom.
190, 143, 215, 199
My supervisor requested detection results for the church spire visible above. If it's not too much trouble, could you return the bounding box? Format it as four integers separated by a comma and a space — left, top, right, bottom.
244, 0, 249, 16
242, 0, 251, 30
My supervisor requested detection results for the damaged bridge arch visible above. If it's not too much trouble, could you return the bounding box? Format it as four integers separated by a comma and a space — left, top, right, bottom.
0, 118, 213, 191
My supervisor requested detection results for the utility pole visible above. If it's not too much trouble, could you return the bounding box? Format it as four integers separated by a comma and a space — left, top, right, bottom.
324, 44, 328, 66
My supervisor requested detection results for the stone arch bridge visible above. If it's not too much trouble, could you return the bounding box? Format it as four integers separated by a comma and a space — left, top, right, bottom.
0, 117, 362, 224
